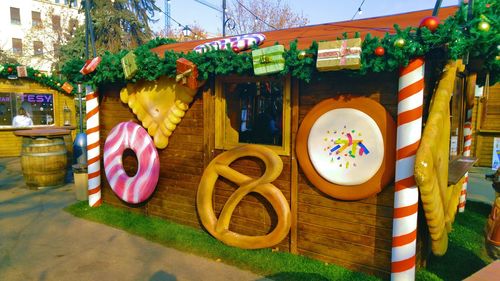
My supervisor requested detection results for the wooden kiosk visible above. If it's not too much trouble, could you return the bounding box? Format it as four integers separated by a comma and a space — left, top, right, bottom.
95, 6, 490, 279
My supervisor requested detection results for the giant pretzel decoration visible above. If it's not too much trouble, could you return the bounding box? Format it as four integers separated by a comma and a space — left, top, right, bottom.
197, 144, 291, 249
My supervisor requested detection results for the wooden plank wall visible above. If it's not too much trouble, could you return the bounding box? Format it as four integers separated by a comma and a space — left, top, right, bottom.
472, 83, 500, 167
0, 79, 76, 157
296, 72, 400, 278
99, 72, 431, 279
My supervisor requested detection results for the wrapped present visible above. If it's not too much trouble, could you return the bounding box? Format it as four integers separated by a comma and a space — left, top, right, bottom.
252, 45, 285, 76
80, 57, 102, 75
61, 82, 74, 94
316, 38, 362, 71
16, 65, 28, 77
176, 58, 200, 90
121, 51, 138, 80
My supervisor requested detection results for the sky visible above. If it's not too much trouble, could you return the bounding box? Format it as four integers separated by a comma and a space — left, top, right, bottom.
152, 0, 459, 37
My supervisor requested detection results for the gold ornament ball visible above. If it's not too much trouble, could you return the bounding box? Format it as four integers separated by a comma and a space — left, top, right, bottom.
394, 38, 406, 48
297, 50, 307, 60
478, 21, 490, 32
57, 83, 61, 87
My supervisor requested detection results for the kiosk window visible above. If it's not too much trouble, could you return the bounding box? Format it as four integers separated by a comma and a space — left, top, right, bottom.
0, 93, 55, 126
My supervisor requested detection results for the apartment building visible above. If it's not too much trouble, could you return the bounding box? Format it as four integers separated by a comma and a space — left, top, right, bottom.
0, 0, 84, 73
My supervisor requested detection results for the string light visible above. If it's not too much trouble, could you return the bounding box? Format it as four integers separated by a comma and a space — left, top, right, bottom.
157, 7, 198, 37
351, 0, 367, 20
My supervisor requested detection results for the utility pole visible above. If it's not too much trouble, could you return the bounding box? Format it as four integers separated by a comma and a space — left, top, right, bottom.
194, 0, 234, 36
222, 0, 227, 37
165, 0, 171, 35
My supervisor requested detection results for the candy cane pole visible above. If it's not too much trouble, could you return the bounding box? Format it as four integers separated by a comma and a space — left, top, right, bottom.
391, 57, 424, 281
458, 109, 473, 212
86, 86, 102, 207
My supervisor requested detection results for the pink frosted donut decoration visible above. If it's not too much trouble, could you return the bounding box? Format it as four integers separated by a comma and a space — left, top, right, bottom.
103, 121, 160, 204
193, 33, 266, 53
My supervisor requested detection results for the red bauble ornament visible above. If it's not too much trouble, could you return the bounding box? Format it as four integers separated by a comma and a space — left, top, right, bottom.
419, 16, 440, 33
374, 46, 385, 56
7, 67, 13, 73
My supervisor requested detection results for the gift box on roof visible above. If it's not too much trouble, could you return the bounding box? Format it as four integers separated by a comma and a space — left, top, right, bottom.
121, 51, 138, 80
61, 82, 74, 94
80, 56, 102, 75
16, 65, 28, 77
316, 38, 362, 72
176, 58, 200, 90
252, 45, 285, 76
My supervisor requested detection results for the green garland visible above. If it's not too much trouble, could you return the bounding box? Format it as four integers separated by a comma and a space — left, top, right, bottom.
0, 63, 75, 95
1, 1, 498, 94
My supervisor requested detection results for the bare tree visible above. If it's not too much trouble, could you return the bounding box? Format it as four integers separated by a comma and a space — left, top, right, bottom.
227, 0, 309, 35
23, 6, 81, 71
0, 49, 19, 64
156, 23, 209, 42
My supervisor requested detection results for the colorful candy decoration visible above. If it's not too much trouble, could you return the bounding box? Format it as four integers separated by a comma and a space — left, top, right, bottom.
176, 58, 201, 90
296, 96, 396, 200
121, 51, 138, 80
193, 33, 266, 54
391, 57, 424, 281
419, 16, 440, 33
252, 45, 286, 76
458, 108, 473, 212
316, 38, 362, 71
80, 57, 102, 75
120, 76, 197, 149
103, 121, 160, 204
16, 66, 28, 77
86, 86, 102, 207
197, 144, 291, 249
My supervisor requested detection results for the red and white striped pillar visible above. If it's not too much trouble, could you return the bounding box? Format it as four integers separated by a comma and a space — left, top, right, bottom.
391, 57, 425, 281
458, 109, 473, 212
86, 86, 102, 207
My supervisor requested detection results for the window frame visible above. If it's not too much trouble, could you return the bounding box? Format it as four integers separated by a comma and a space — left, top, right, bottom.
0, 92, 56, 128
215, 75, 291, 156
52, 15, 61, 31
32, 11, 42, 27
12, 38, 23, 56
10, 7, 21, 25
33, 41, 44, 56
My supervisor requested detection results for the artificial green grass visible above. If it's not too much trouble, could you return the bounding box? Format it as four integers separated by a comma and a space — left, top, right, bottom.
65, 200, 493, 281
416, 201, 494, 281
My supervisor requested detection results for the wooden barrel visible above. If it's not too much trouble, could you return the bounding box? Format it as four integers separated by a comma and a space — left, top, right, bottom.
21, 137, 67, 189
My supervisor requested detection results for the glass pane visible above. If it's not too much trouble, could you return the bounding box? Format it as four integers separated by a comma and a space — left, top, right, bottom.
74, 96, 86, 132
0, 93, 14, 126
225, 80, 283, 146
14, 93, 55, 126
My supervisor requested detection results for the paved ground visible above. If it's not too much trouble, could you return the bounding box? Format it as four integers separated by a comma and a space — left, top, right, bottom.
467, 166, 497, 206
0, 157, 268, 281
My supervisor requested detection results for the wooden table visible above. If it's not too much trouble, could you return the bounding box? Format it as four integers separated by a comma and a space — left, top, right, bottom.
14, 128, 71, 138
448, 156, 478, 185
14, 128, 72, 189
